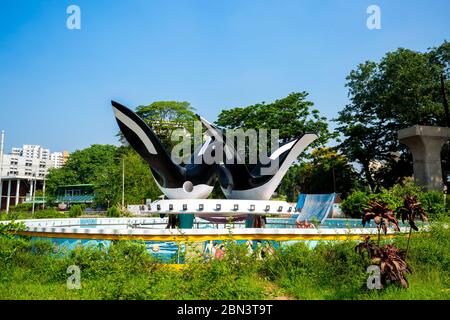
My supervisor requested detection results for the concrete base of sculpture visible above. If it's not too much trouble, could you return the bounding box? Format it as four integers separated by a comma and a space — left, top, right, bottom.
398, 125, 450, 191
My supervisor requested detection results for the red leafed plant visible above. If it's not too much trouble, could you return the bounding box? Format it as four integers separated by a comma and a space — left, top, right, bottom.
396, 195, 428, 258
356, 236, 411, 288
362, 200, 400, 245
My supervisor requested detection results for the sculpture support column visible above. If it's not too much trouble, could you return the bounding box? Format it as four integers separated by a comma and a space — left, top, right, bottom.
398, 125, 450, 191
179, 214, 194, 229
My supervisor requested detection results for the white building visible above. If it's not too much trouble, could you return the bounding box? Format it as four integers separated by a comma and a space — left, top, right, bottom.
8, 145, 66, 169
1, 153, 52, 179
0, 144, 69, 211
50, 152, 65, 168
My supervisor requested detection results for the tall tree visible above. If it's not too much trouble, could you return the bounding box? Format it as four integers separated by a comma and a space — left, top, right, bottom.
46, 145, 161, 207
429, 41, 450, 126
46, 144, 117, 197
121, 101, 197, 150
95, 148, 162, 207
336, 42, 450, 190
216, 92, 335, 148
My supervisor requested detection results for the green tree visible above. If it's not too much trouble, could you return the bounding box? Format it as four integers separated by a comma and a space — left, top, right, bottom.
65, 144, 117, 183
46, 144, 161, 207
335, 41, 450, 190
94, 148, 162, 207
118, 101, 197, 150
45, 144, 117, 200
277, 147, 360, 201
216, 92, 335, 147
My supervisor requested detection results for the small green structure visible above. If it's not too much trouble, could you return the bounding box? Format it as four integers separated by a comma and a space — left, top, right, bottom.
55, 184, 95, 205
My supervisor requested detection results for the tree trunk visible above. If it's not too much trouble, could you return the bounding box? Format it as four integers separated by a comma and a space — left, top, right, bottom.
441, 73, 450, 127
362, 161, 376, 191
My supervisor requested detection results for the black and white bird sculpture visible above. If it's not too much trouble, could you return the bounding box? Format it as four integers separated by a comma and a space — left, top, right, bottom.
198, 116, 318, 200
111, 101, 218, 199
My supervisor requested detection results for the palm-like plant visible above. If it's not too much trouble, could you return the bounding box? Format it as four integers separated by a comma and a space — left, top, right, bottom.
381, 244, 411, 288
396, 195, 428, 258
362, 200, 400, 245
355, 236, 382, 259
356, 237, 411, 288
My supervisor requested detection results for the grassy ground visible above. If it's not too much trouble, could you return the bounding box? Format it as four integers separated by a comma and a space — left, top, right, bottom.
0, 222, 449, 300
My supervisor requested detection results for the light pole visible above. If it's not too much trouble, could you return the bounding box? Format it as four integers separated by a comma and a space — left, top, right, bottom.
122, 157, 125, 210
42, 178, 46, 210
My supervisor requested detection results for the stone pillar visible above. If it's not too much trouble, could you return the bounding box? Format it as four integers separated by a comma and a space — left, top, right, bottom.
398, 125, 450, 191
29, 179, 33, 199
6, 180, 11, 213
15, 179, 21, 206
0, 180, 3, 210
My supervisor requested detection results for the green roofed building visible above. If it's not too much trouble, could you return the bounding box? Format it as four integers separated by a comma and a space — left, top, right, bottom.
55, 184, 95, 205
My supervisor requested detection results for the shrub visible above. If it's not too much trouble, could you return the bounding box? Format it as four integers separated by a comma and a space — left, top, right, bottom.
341, 180, 447, 221
371, 188, 403, 211
0, 211, 32, 221
33, 208, 65, 219
387, 179, 422, 200
0, 221, 26, 237
10, 203, 33, 212
372, 180, 422, 212
419, 191, 446, 221
69, 205, 83, 217
340, 190, 370, 218
106, 206, 121, 217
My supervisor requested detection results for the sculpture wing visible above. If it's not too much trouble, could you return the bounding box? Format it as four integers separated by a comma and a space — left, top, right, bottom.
111, 100, 184, 187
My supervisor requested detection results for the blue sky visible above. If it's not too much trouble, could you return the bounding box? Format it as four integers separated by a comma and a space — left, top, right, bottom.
0, 0, 449, 153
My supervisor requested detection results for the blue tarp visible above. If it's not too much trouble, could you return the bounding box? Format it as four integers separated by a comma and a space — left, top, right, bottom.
293, 193, 336, 223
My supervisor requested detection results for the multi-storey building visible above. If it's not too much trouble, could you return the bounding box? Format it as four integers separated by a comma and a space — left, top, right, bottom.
10, 145, 64, 165
0, 145, 70, 210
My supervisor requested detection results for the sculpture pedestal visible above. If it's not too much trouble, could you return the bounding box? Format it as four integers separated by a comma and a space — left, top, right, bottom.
147, 199, 297, 229
179, 214, 194, 228
398, 125, 450, 191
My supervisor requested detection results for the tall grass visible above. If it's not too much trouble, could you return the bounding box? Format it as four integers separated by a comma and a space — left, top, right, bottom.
0, 221, 449, 300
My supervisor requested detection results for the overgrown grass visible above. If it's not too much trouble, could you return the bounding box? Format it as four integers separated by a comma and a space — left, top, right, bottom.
0, 222, 449, 300
0, 209, 68, 221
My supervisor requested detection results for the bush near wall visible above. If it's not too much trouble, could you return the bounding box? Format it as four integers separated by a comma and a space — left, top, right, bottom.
341, 181, 447, 220
106, 206, 121, 217
69, 205, 83, 218
0, 207, 67, 220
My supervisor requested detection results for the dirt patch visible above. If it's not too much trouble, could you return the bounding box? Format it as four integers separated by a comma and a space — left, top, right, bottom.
263, 281, 296, 300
